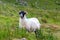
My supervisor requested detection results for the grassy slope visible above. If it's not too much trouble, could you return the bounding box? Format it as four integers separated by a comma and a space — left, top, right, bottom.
0, 0, 60, 40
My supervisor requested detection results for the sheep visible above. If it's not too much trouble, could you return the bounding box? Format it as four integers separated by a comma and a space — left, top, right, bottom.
19, 11, 41, 39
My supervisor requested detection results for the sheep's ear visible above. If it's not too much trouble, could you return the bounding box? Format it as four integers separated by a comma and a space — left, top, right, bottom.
25, 11, 28, 14
19, 11, 21, 14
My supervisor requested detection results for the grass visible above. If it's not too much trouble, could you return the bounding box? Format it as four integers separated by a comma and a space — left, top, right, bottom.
0, 0, 60, 40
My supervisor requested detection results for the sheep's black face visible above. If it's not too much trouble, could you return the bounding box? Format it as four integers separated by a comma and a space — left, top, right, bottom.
19, 11, 26, 19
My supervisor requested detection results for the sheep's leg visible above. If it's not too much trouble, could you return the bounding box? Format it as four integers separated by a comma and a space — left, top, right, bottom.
34, 30, 37, 37
34, 30, 39, 40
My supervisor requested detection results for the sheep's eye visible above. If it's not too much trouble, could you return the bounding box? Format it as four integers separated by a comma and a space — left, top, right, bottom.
24, 13, 26, 14
19, 12, 22, 15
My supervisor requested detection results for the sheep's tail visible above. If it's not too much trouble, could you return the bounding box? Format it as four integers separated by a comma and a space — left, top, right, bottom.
35, 29, 42, 40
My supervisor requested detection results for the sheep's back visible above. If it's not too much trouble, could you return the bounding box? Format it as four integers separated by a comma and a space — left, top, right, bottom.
28, 18, 41, 30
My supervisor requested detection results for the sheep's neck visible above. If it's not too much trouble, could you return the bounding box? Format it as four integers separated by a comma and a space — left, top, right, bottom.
20, 16, 28, 28
21, 16, 27, 24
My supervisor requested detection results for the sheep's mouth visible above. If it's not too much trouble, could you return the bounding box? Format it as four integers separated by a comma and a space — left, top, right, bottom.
21, 16, 24, 19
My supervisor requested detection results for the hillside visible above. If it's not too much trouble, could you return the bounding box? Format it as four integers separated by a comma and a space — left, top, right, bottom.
0, 0, 60, 40
1, 0, 60, 9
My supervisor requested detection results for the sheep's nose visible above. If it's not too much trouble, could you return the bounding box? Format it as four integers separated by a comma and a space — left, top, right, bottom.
20, 14, 23, 18
20, 14, 23, 16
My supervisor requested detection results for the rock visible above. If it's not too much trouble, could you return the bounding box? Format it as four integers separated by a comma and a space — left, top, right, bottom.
16, 0, 28, 6
12, 38, 20, 40
12, 38, 27, 40
20, 38, 27, 40
0, 1, 3, 4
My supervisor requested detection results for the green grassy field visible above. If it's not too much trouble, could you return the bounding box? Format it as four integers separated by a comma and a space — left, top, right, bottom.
0, 0, 60, 40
